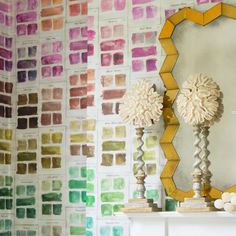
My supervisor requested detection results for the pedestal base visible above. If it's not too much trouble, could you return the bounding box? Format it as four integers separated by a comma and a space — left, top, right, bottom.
120, 198, 161, 213
177, 197, 216, 212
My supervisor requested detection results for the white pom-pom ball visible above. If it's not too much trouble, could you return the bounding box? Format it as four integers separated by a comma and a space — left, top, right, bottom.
214, 199, 224, 209
231, 195, 236, 205
222, 192, 231, 203
224, 203, 235, 212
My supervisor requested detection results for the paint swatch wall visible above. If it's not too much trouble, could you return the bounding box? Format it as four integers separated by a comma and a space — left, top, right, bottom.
0, 0, 225, 235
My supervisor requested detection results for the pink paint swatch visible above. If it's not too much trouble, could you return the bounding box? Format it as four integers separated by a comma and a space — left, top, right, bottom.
100, 23, 126, 67
131, 31, 157, 73
41, 39, 64, 79
16, 0, 38, 36
132, 1, 158, 21
101, 0, 126, 14
68, 25, 87, 66
0, 1, 13, 27
0, 34, 13, 72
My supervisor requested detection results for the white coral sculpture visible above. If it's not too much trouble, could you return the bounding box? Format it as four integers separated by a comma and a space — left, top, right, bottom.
176, 74, 222, 126
119, 80, 163, 127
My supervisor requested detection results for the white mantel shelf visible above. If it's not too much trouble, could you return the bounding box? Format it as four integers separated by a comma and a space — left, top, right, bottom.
124, 211, 236, 218
119, 211, 236, 236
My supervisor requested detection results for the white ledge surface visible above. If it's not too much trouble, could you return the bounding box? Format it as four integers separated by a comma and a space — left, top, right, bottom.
117, 211, 236, 219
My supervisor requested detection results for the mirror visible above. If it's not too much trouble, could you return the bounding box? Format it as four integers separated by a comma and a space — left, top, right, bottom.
159, 3, 236, 201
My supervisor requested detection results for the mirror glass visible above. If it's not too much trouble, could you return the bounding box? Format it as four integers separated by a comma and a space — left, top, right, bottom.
172, 17, 236, 191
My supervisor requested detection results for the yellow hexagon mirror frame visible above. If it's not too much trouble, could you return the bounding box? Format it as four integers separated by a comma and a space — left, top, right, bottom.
159, 3, 236, 201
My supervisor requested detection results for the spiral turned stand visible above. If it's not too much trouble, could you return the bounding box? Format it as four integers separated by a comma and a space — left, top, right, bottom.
177, 125, 215, 212
121, 127, 160, 213
200, 126, 212, 200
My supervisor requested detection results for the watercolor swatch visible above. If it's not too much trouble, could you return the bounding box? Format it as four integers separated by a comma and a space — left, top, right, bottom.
100, 70, 126, 116
0, 174, 13, 211
41, 37, 64, 80
40, 176, 64, 218
131, 31, 157, 73
67, 208, 86, 236
131, 0, 158, 22
0, 80, 13, 118
40, 128, 64, 171
68, 164, 86, 205
16, 182, 37, 220
40, 84, 65, 126
67, 23, 87, 66
100, 175, 126, 216
16, 133, 38, 174
0, 1, 13, 28
100, 20, 126, 67
69, 118, 96, 159
68, 70, 95, 114
67, 0, 87, 20
17, 42, 38, 83
40, 222, 64, 236
17, 91, 38, 129
0, 216, 12, 235
86, 167, 96, 208
0, 128, 13, 166
101, 124, 127, 167
16, 0, 38, 36
0, 35, 13, 72
40, 0, 65, 32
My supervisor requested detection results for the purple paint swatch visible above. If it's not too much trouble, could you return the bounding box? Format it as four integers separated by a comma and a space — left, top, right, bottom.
28, 23, 37, 35
17, 59, 36, 69
146, 58, 156, 72
69, 53, 80, 65
0, 2, 11, 13
16, 12, 37, 23
146, 5, 157, 18
53, 66, 63, 76
0, 48, 12, 59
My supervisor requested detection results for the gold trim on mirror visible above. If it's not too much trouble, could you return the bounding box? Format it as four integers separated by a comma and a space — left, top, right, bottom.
159, 3, 236, 201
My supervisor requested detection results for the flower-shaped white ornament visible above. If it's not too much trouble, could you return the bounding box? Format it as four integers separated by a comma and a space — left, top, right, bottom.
177, 74, 221, 126
119, 80, 163, 127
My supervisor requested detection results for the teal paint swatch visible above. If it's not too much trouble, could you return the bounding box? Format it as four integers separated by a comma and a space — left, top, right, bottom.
113, 226, 123, 236
69, 191, 80, 203
100, 226, 110, 236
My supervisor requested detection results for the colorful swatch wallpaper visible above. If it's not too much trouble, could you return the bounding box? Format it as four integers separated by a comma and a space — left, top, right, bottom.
0, 0, 223, 235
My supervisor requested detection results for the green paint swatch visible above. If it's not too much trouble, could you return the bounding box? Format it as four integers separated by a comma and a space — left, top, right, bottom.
113, 226, 123, 236
101, 192, 124, 202
16, 197, 35, 206
113, 178, 124, 190
42, 193, 62, 202
101, 204, 112, 216
102, 141, 125, 151
70, 226, 85, 235
101, 179, 111, 191
69, 191, 80, 203
69, 180, 86, 189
